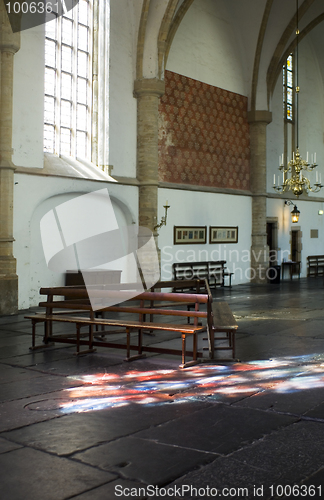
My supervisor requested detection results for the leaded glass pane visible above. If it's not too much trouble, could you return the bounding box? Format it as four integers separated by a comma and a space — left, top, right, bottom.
63, 8, 73, 20
44, 124, 55, 153
76, 130, 86, 158
45, 39, 56, 67
78, 0, 88, 25
77, 77, 87, 104
287, 71, 293, 88
78, 25, 88, 51
44, 95, 55, 124
287, 88, 293, 105
45, 67, 56, 96
62, 18, 73, 45
61, 45, 72, 72
77, 103, 87, 130
61, 100, 72, 127
77, 50, 88, 77
60, 127, 71, 155
45, 18, 56, 39
61, 73, 72, 100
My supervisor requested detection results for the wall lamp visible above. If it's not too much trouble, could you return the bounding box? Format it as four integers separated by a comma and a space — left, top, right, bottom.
154, 201, 170, 232
285, 200, 300, 223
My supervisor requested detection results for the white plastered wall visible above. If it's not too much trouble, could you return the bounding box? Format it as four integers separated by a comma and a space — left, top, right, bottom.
158, 189, 252, 285
267, 197, 324, 277
166, 0, 249, 97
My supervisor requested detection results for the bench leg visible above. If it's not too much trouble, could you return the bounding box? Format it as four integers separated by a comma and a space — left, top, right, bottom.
181, 334, 186, 366
179, 333, 200, 368
138, 328, 142, 355
209, 329, 215, 359
73, 323, 96, 356
124, 327, 146, 362
29, 318, 55, 351
193, 332, 197, 361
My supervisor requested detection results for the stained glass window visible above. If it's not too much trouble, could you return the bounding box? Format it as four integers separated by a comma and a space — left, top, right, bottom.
283, 54, 293, 121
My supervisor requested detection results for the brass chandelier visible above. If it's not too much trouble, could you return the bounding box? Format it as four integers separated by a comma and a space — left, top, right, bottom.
273, 0, 322, 198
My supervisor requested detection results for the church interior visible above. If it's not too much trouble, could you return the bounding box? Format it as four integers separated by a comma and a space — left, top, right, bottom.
0, 0, 324, 498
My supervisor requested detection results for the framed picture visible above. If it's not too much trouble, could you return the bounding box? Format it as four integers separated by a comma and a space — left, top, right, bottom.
209, 226, 238, 244
174, 226, 207, 245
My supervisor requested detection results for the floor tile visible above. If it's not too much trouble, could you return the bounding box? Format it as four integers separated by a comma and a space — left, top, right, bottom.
73, 436, 216, 485
135, 403, 297, 455
0, 447, 116, 500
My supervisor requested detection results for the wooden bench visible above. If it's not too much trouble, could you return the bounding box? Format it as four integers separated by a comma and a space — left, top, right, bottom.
25, 282, 237, 366
307, 255, 324, 277
207, 302, 238, 359
172, 261, 233, 288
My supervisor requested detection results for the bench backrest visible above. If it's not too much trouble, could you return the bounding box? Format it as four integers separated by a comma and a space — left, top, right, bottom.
39, 285, 213, 327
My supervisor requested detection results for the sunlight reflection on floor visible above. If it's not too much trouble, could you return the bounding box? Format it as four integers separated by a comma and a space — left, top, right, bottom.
60, 353, 324, 413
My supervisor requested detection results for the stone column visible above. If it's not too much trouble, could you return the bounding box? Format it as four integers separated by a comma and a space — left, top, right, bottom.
133, 78, 165, 282
0, 7, 20, 314
134, 78, 165, 232
247, 110, 272, 284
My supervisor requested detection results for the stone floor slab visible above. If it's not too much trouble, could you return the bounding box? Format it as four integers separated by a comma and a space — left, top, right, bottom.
0, 447, 116, 500
136, 403, 297, 455
71, 479, 148, 500
73, 435, 216, 485
235, 386, 324, 416
2, 401, 210, 456
0, 436, 22, 453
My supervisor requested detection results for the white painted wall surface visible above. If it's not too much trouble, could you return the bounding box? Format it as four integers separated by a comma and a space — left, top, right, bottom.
12, 27, 45, 168
158, 188, 252, 285
109, 0, 138, 178
267, 197, 324, 278
13, 174, 138, 309
166, 0, 247, 96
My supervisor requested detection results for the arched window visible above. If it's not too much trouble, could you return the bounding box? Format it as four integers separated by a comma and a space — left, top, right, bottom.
44, 0, 92, 159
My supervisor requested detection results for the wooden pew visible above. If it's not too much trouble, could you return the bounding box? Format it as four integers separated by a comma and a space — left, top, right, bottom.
26, 287, 208, 367
307, 255, 324, 277
172, 261, 233, 288
25, 281, 237, 365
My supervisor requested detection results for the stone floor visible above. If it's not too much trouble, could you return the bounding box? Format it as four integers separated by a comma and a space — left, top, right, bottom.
0, 277, 324, 499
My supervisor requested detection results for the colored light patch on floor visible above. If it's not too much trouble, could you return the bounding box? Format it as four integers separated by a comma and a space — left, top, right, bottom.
60, 354, 324, 413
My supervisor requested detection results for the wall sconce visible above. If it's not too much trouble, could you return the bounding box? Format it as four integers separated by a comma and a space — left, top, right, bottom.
285, 200, 300, 223
154, 201, 170, 232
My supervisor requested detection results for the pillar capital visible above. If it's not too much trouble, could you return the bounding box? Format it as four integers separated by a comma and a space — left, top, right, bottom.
0, 6, 21, 54
134, 78, 165, 99
247, 110, 272, 124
